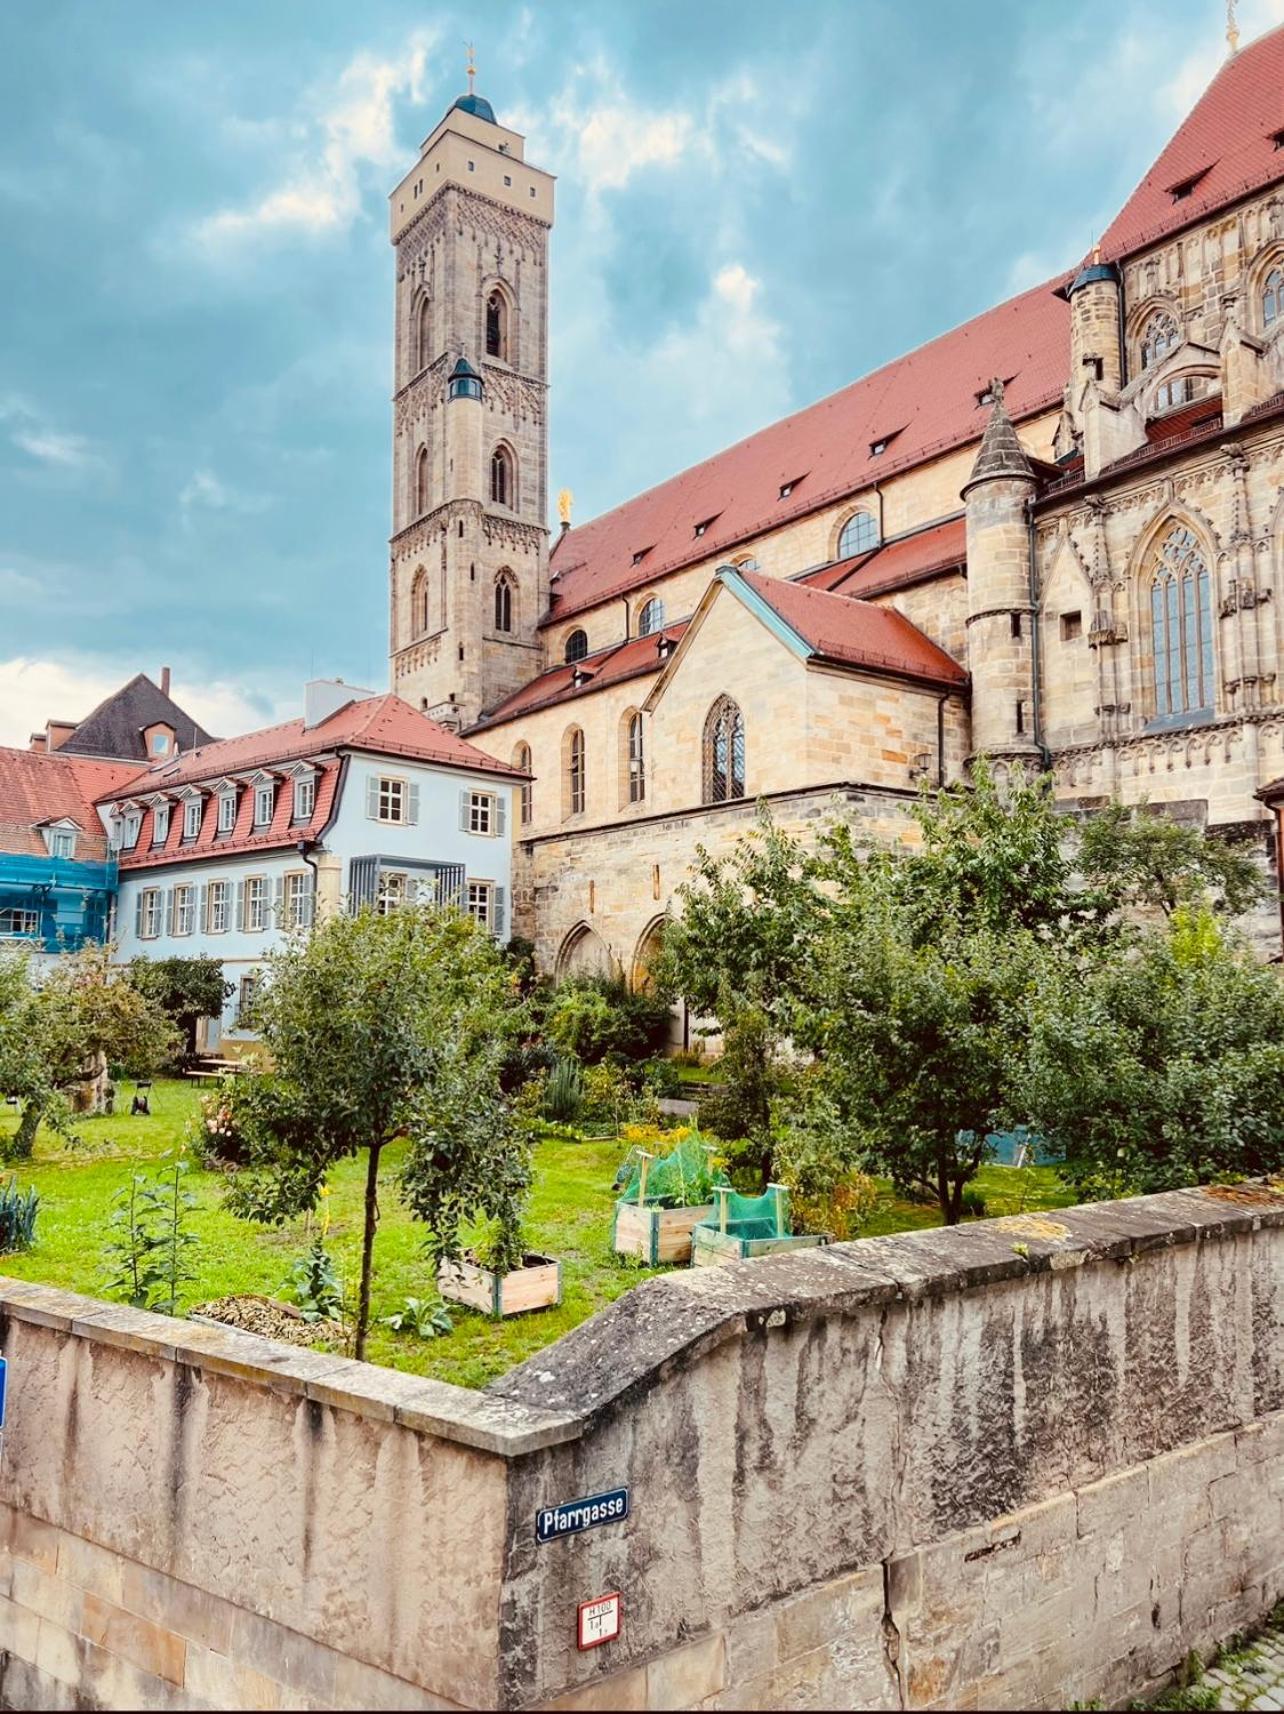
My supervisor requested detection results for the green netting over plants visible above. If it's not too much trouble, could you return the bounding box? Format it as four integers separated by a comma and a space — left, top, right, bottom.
614, 1133, 726, 1210
698, 1184, 793, 1240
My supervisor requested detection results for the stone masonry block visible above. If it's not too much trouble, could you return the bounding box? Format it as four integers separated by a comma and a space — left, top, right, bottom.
646, 1633, 727, 1710
81, 1591, 186, 1686
10, 1556, 84, 1635
775, 1566, 885, 1664
118, 1562, 235, 1658
1077, 1465, 1150, 1539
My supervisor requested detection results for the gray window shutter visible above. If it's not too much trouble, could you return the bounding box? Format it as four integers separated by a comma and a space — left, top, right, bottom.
165, 888, 175, 936
235, 881, 246, 931
274, 876, 285, 926
134, 892, 144, 938
459, 789, 470, 832
198, 883, 208, 931
493, 886, 506, 939
495, 797, 506, 838
302, 873, 316, 928
406, 783, 420, 826
366, 777, 380, 819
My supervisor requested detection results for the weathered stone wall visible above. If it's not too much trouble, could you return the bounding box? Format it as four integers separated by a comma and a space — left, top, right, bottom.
0, 1185, 1278, 1710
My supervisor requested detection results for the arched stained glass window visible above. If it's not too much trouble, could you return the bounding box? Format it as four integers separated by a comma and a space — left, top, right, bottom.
637, 596, 664, 637
703, 696, 745, 803
1139, 310, 1180, 370
838, 510, 879, 559
1264, 267, 1283, 329
1150, 525, 1214, 720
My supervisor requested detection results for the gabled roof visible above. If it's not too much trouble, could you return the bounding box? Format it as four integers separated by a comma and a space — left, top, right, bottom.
98, 693, 523, 803
56, 674, 213, 762
1097, 25, 1284, 263
471, 626, 690, 730
544, 278, 1069, 626
113, 761, 344, 872
0, 750, 138, 861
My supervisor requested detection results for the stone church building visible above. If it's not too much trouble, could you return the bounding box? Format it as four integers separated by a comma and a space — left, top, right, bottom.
387, 30, 1284, 980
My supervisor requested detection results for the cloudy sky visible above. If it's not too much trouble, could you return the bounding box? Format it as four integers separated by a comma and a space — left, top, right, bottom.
1, 0, 1280, 744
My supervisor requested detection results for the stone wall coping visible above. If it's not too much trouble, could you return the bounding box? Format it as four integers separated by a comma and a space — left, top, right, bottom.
488, 1181, 1284, 1420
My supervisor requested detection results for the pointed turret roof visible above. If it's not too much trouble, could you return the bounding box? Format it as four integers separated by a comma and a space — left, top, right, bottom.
962, 383, 1034, 494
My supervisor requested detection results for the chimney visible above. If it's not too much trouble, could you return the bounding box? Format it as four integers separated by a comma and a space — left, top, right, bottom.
303, 677, 379, 729
45, 721, 76, 751
160, 666, 171, 697
29, 733, 47, 754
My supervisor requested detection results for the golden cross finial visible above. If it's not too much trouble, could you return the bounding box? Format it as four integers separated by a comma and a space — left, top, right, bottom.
557, 488, 573, 526
465, 42, 477, 93
1226, 0, 1240, 54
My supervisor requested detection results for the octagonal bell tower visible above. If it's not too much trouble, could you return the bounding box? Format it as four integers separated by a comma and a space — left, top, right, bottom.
388, 68, 555, 728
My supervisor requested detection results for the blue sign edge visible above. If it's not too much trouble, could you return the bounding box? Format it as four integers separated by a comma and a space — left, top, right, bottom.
535, 1486, 629, 1543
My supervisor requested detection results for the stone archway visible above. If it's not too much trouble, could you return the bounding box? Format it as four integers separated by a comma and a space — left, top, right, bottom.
555, 922, 614, 980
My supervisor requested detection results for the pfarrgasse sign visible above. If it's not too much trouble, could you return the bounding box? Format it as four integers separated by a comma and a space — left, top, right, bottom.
535, 1486, 629, 1543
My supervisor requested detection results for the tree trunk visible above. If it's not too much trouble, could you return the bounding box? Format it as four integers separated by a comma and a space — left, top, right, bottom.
354, 1141, 383, 1361
10, 1101, 43, 1160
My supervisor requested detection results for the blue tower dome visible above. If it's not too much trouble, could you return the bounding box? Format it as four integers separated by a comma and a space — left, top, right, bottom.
447, 355, 483, 402
451, 91, 496, 124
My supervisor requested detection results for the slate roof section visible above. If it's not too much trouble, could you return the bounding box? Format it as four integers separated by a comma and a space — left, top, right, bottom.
0, 750, 139, 860
472, 626, 690, 730
56, 674, 214, 762
734, 568, 968, 689
1097, 25, 1284, 263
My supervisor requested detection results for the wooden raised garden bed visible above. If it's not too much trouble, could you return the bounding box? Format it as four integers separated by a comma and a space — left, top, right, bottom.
691, 1183, 829, 1268
612, 1198, 713, 1266
438, 1252, 562, 1319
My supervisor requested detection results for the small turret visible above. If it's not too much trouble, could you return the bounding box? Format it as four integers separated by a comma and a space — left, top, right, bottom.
962, 383, 1042, 764
1065, 254, 1123, 448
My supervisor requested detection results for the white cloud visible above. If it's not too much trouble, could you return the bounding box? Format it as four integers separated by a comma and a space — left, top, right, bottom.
191, 33, 435, 251
0, 656, 294, 750
178, 468, 268, 518
0, 395, 100, 474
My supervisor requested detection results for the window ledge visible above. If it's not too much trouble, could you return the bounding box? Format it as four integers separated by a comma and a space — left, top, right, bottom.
1142, 709, 1215, 734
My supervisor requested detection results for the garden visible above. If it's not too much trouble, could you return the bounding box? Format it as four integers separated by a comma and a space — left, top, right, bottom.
0, 767, 1280, 1389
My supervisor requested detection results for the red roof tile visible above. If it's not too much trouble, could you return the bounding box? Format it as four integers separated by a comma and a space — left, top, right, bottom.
474, 626, 690, 729
1098, 26, 1284, 261
801, 516, 967, 598
116, 761, 344, 871
544, 279, 1069, 625
0, 749, 138, 860
736, 569, 967, 688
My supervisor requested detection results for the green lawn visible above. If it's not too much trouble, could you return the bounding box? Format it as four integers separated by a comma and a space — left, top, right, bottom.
0, 1079, 1074, 1388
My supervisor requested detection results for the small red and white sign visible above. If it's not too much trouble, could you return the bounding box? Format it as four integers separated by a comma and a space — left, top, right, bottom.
577, 1592, 622, 1651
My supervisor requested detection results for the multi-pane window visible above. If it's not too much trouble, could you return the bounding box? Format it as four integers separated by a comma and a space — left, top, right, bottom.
244, 876, 268, 932
564, 629, 588, 664
468, 792, 494, 835
283, 870, 314, 931
0, 908, 39, 937
565, 728, 585, 818
627, 712, 645, 804
1139, 310, 1180, 370
292, 774, 315, 822
375, 777, 406, 823
217, 792, 237, 834
152, 804, 169, 847
1264, 267, 1282, 328
237, 975, 259, 1026
1150, 525, 1214, 721
1154, 376, 1201, 413
378, 871, 407, 914
123, 812, 142, 850
637, 597, 664, 637
837, 510, 879, 558
207, 880, 229, 934
139, 888, 163, 939
174, 885, 195, 937
703, 696, 746, 803
467, 882, 492, 928
494, 575, 514, 633
49, 830, 76, 859
253, 783, 275, 827
183, 799, 203, 841
514, 744, 532, 825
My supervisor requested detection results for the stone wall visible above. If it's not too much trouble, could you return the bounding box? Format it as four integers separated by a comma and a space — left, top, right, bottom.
0, 1184, 1278, 1710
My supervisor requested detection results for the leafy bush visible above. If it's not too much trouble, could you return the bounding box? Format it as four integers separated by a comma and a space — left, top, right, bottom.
279, 1237, 344, 1322
543, 1058, 584, 1123
0, 1177, 39, 1253
187, 1083, 248, 1168
960, 1187, 988, 1219
382, 1296, 452, 1338
102, 1158, 198, 1315
580, 1061, 634, 1129
696, 1008, 776, 1185
545, 976, 671, 1064
640, 1056, 682, 1099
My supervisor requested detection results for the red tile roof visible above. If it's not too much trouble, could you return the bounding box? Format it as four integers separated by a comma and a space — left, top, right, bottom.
474, 626, 690, 729
801, 516, 968, 598
736, 568, 967, 688
115, 761, 344, 872
0, 749, 138, 860
544, 279, 1070, 625
1098, 26, 1284, 262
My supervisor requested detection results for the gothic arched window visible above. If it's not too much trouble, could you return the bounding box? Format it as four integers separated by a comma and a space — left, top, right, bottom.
415, 296, 432, 371
564, 629, 588, 664
415, 445, 430, 516
1264, 267, 1283, 329
838, 510, 879, 559
412, 566, 431, 636
490, 443, 515, 508
486, 290, 509, 361
624, 711, 645, 804
513, 743, 532, 826
703, 696, 745, 803
494, 572, 515, 633
1150, 525, 1214, 720
637, 596, 664, 637
564, 727, 585, 819
1139, 310, 1180, 370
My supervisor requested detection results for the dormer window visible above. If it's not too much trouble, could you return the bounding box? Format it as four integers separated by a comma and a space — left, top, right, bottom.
152, 803, 170, 847
1168, 168, 1210, 203
45, 825, 77, 860
122, 811, 142, 850
292, 772, 316, 822
217, 791, 237, 835
869, 430, 902, 457
778, 476, 804, 499
253, 781, 275, 827
693, 516, 719, 538
182, 798, 202, 842
1271, 129, 1284, 151
631, 547, 653, 566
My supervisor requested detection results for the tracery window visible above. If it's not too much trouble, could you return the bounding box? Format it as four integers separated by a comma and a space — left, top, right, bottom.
415, 445, 430, 515
1150, 525, 1214, 720
490, 443, 515, 508
837, 510, 879, 559
564, 629, 588, 664
412, 567, 431, 636
637, 596, 664, 637
485, 289, 509, 360
626, 712, 645, 804
415, 296, 432, 370
1264, 267, 1283, 329
564, 727, 586, 819
494, 572, 515, 633
1139, 310, 1180, 370
703, 696, 745, 803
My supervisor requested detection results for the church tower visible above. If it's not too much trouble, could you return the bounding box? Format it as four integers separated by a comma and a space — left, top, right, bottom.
388, 64, 555, 729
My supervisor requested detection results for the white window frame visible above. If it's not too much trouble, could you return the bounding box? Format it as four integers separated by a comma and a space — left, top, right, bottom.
0, 907, 39, 938
183, 799, 203, 841
283, 869, 314, 930
245, 874, 268, 932
152, 804, 169, 847
466, 881, 493, 928
123, 811, 142, 850
217, 792, 237, 835
140, 888, 163, 940
376, 776, 407, 824
207, 879, 230, 934
292, 774, 316, 822
378, 870, 408, 914
236, 973, 259, 1026
253, 783, 275, 827
468, 791, 495, 835
174, 885, 195, 937
49, 829, 76, 860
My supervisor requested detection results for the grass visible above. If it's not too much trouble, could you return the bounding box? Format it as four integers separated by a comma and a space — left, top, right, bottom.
0, 1078, 1074, 1390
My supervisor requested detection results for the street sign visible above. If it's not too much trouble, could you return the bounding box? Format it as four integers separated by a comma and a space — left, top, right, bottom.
0, 1356, 8, 1430
577, 1592, 621, 1651
536, 1487, 629, 1544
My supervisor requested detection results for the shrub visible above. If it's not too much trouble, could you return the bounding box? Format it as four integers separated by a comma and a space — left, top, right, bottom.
382, 1296, 452, 1338
581, 1061, 634, 1130
960, 1187, 988, 1219
0, 1177, 39, 1253
696, 1009, 776, 1185
279, 1237, 344, 1323
789, 1172, 878, 1241
640, 1056, 682, 1099
545, 976, 671, 1064
543, 1058, 584, 1123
